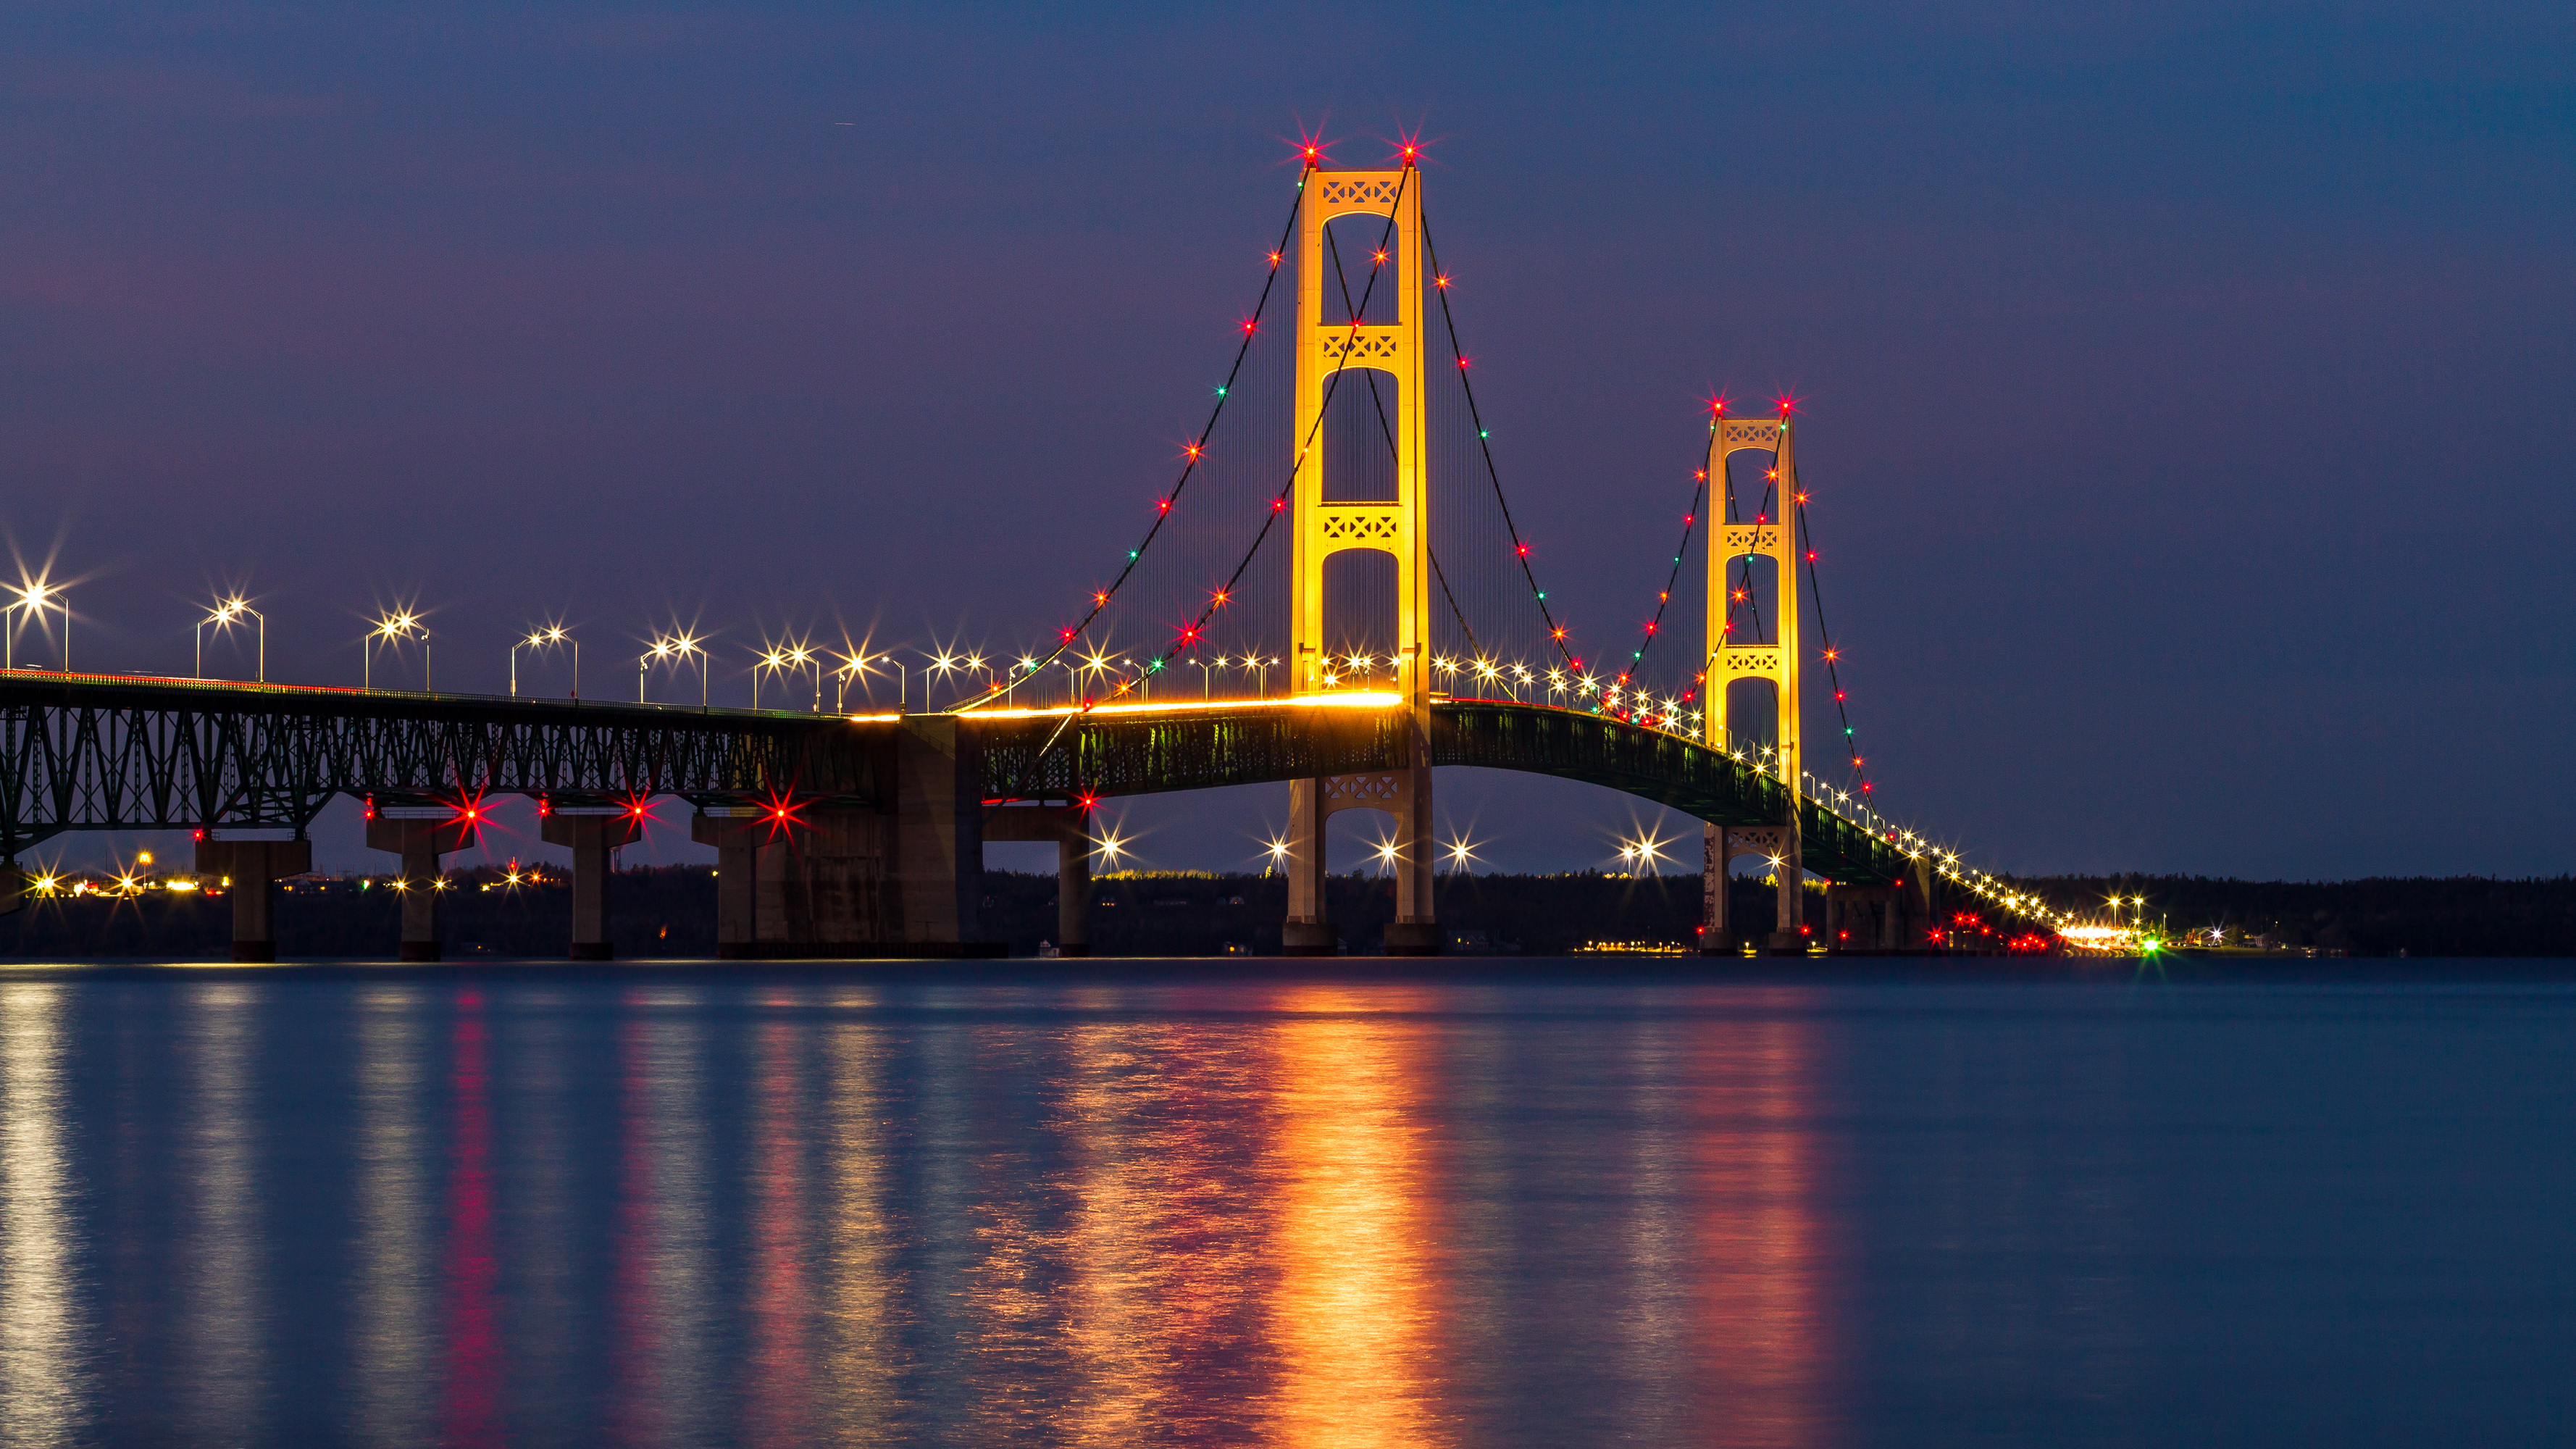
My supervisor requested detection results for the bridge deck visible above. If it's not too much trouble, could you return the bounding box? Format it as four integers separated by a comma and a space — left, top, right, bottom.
0, 675, 1907, 882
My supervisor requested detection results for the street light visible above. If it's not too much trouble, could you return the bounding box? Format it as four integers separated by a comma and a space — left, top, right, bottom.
6, 580, 70, 674
640, 632, 708, 706
196, 596, 264, 682
830, 649, 901, 711
754, 642, 821, 711
511, 625, 576, 698
364, 611, 428, 692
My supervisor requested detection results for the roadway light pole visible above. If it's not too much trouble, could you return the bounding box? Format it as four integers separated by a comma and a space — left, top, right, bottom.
638, 633, 707, 706
365, 612, 427, 692
512, 626, 574, 697
196, 598, 264, 682
7, 582, 70, 674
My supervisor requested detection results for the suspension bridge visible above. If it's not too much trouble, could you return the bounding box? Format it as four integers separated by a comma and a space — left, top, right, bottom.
0, 153, 2073, 961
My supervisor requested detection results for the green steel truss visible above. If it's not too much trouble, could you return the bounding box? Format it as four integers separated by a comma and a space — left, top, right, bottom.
0, 675, 879, 853
973, 699, 1910, 885
1, 677, 1904, 883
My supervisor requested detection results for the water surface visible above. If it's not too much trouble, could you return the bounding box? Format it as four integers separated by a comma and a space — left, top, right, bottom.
0, 966, 2567, 1445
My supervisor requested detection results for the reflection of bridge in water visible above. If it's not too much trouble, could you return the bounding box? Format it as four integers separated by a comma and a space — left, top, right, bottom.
1, 152, 2061, 960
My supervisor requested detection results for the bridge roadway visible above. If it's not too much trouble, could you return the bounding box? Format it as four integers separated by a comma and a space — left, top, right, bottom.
0, 671, 1908, 955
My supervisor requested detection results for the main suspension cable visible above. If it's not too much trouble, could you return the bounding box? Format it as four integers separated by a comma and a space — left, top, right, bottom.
1419, 212, 1581, 683
951, 163, 1313, 715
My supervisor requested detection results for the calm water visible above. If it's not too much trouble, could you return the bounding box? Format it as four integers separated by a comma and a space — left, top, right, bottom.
0, 966, 2567, 1446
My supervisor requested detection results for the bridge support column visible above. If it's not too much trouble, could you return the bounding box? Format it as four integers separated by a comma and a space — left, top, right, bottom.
542, 811, 645, 960
892, 717, 984, 954
1702, 824, 1798, 955
690, 722, 990, 959
1283, 765, 1439, 956
1823, 882, 1891, 954
366, 816, 477, 961
985, 803, 1090, 956
1282, 779, 1334, 956
196, 837, 312, 963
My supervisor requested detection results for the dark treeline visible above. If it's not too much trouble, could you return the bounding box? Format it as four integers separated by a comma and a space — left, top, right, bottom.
1999, 874, 2576, 958
5, 868, 2573, 958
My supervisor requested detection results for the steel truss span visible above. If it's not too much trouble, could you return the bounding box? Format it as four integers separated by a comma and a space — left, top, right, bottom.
972, 699, 1908, 885
1, 677, 1897, 885
0, 675, 882, 852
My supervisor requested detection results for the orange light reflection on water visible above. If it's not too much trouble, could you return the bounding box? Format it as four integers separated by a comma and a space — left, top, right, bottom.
1261, 985, 1452, 1448
1691, 997, 1830, 1447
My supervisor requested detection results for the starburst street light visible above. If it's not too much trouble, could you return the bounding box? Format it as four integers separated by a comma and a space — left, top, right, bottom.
1615, 827, 1676, 875
1442, 831, 1481, 874
1370, 835, 1404, 876
6, 578, 71, 674
830, 646, 904, 712
1261, 833, 1293, 874
754, 640, 821, 711
511, 625, 576, 698
364, 611, 429, 692
1090, 822, 1132, 871
196, 596, 264, 682
639, 630, 709, 706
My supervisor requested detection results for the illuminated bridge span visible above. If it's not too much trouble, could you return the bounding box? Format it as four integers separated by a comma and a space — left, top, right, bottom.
0, 149, 2060, 961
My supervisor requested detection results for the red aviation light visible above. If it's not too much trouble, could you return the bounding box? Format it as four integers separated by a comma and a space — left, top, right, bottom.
1076, 791, 1100, 810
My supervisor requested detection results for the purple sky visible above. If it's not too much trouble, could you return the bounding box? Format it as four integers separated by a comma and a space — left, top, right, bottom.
5, 3, 2571, 880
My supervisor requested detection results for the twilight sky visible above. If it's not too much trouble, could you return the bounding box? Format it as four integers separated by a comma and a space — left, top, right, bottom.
4, 1, 2571, 880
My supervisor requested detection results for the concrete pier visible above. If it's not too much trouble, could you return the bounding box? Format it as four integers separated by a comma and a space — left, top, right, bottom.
194, 837, 313, 962
985, 803, 1091, 956
687, 719, 995, 958
540, 811, 645, 959
365, 814, 478, 961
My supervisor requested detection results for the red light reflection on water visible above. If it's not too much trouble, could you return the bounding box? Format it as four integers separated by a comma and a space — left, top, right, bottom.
745, 1011, 816, 1448
438, 995, 502, 1448
1690, 1000, 1831, 1445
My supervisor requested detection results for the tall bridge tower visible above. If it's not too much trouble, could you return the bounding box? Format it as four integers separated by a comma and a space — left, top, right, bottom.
1702, 412, 1806, 951
1280, 162, 1440, 956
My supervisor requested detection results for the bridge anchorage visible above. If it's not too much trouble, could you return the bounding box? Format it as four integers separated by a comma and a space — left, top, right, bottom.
0, 147, 2072, 961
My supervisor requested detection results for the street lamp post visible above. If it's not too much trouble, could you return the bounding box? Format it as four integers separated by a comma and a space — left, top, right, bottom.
511, 626, 576, 698
365, 612, 428, 692
639, 633, 708, 706
6, 582, 70, 674
753, 643, 819, 711
196, 597, 264, 682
